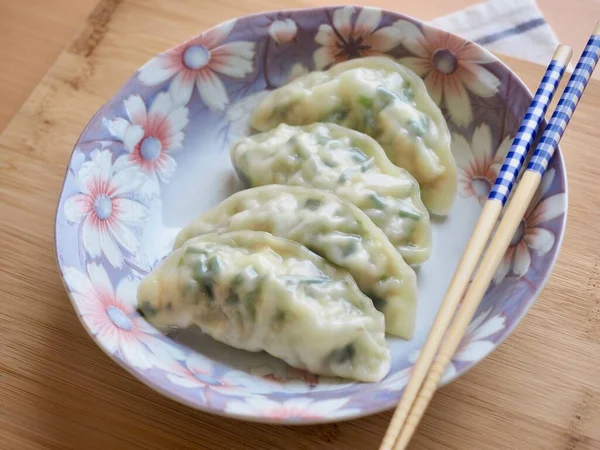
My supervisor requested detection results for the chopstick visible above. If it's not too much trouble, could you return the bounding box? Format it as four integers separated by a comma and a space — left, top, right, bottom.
382, 22, 600, 450
378, 43, 572, 450
383, 22, 600, 450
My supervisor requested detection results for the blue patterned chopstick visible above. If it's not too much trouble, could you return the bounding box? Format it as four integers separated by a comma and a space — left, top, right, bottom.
383, 26, 600, 450
378, 44, 575, 450
527, 31, 600, 175
488, 46, 571, 205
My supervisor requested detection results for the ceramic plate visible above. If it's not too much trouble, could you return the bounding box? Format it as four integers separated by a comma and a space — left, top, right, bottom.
55, 6, 567, 424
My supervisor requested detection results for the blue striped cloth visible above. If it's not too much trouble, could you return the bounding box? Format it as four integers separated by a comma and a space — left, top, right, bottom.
431, 0, 566, 68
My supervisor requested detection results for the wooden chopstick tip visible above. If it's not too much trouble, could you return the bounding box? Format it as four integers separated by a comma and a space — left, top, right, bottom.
593, 21, 600, 35
553, 44, 573, 65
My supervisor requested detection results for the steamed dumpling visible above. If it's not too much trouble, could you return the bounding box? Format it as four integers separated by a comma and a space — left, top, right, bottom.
250, 56, 457, 215
231, 122, 432, 265
174, 186, 417, 339
137, 230, 391, 382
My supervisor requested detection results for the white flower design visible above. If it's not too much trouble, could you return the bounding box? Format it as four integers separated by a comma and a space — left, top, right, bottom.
268, 19, 298, 45
63, 263, 183, 370
453, 307, 506, 365
63, 149, 147, 268
225, 395, 353, 420
224, 90, 269, 141
105, 93, 189, 197
286, 63, 309, 82
314, 7, 402, 70
166, 354, 263, 396
452, 124, 512, 205
495, 168, 565, 282
395, 20, 501, 126
69, 149, 86, 174
138, 20, 256, 109
383, 308, 505, 392
381, 350, 455, 393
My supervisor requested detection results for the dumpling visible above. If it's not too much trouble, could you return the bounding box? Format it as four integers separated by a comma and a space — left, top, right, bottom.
250, 56, 457, 215
230, 122, 432, 265
137, 230, 391, 382
174, 186, 417, 338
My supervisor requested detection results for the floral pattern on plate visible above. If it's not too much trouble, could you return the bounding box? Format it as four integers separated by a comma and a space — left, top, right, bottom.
381, 307, 505, 392
63, 262, 183, 370
314, 6, 403, 69
138, 19, 256, 109
268, 19, 298, 46
224, 396, 359, 422
56, 6, 567, 424
104, 93, 189, 197
395, 19, 501, 127
495, 168, 566, 283
453, 124, 512, 205
165, 353, 267, 398
63, 149, 148, 268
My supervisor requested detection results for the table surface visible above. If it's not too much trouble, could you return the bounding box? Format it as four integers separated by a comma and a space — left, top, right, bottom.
1, 0, 600, 449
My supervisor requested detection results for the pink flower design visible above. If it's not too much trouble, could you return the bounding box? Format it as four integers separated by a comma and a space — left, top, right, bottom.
313, 6, 402, 70
452, 124, 511, 205
138, 20, 256, 109
225, 396, 353, 420
268, 19, 298, 45
63, 149, 147, 268
63, 262, 183, 370
105, 93, 189, 197
166, 354, 261, 396
395, 20, 501, 127
495, 168, 565, 283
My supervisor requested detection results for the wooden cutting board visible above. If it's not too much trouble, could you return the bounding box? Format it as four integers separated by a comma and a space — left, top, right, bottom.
1, 1, 600, 449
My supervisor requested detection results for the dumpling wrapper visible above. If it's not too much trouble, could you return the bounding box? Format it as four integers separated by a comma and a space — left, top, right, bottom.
231, 122, 432, 265
250, 56, 457, 215
138, 230, 390, 382
174, 186, 417, 338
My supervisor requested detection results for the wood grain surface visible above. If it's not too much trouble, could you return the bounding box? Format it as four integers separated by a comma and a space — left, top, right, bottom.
1, 1, 600, 449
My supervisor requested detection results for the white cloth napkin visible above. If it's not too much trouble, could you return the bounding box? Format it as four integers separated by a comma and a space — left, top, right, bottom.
429, 0, 564, 67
